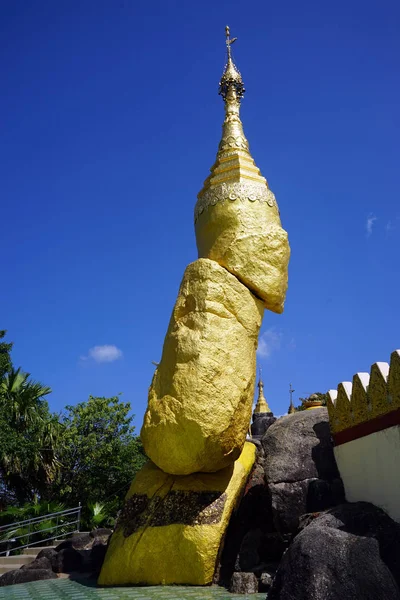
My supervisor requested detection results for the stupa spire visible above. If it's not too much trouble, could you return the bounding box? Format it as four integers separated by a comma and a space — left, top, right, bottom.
194, 26, 290, 316
254, 369, 271, 414
195, 26, 279, 224
219, 26, 245, 102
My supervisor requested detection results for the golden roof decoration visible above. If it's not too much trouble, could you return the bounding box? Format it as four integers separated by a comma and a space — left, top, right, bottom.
327, 350, 400, 435
254, 372, 272, 414
218, 26, 245, 101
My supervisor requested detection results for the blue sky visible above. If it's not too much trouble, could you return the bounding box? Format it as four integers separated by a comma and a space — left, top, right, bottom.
1, 0, 399, 426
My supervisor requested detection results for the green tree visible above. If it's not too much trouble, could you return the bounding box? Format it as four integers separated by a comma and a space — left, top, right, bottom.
0, 369, 60, 503
1, 368, 52, 429
0, 330, 13, 381
55, 395, 146, 510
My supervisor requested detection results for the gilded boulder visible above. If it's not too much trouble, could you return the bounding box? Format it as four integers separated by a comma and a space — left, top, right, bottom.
98, 443, 256, 586
141, 258, 264, 475
195, 195, 290, 314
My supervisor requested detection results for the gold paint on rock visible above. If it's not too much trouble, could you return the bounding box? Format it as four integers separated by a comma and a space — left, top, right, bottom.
141, 259, 264, 475
195, 40, 290, 313
196, 200, 290, 314
98, 443, 256, 586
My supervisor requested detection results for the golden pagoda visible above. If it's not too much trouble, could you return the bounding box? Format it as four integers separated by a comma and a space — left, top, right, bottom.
255, 373, 272, 414
194, 26, 290, 315
99, 27, 290, 588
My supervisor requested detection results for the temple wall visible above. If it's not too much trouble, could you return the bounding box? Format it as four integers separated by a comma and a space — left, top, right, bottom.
334, 425, 400, 523
327, 349, 400, 523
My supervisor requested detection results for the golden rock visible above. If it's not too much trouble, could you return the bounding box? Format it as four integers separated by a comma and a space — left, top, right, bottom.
98, 442, 256, 586
195, 40, 290, 314
141, 258, 264, 475
196, 202, 290, 314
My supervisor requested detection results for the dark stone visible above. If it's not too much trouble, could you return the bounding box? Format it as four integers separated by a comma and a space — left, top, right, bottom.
0, 569, 57, 586
36, 547, 57, 562
90, 542, 108, 573
258, 571, 273, 592
89, 528, 112, 541
236, 528, 264, 571
305, 502, 400, 590
117, 494, 150, 536
53, 547, 84, 573
245, 461, 265, 490
55, 532, 92, 551
251, 413, 276, 438
118, 490, 226, 537
297, 511, 323, 533
258, 533, 289, 562
268, 478, 345, 533
307, 477, 345, 512
269, 525, 400, 600
216, 457, 275, 586
150, 490, 226, 527
260, 410, 344, 535
21, 556, 52, 571
247, 437, 264, 457
263, 409, 339, 484
229, 572, 258, 594
268, 480, 309, 533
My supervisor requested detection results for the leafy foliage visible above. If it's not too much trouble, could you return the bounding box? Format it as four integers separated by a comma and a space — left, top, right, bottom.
0, 332, 146, 528
0, 498, 76, 552
0, 367, 60, 503
54, 396, 147, 512
0, 331, 12, 381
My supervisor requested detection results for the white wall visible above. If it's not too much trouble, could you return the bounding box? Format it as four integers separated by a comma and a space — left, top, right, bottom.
334, 425, 400, 523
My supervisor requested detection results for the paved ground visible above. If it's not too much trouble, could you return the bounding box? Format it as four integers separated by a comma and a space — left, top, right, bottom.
0, 579, 266, 599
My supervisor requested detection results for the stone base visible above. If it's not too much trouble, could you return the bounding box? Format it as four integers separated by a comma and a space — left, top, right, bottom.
98, 443, 256, 586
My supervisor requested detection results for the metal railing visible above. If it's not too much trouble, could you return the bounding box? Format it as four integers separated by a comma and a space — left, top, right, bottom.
0, 505, 81, 556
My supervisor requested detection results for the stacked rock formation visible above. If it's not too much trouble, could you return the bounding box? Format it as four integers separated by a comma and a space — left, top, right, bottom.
99, 27, 290, 587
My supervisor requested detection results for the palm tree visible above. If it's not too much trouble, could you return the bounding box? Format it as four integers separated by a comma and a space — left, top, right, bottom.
0, 368, 60, 502
0, 367, 52, 430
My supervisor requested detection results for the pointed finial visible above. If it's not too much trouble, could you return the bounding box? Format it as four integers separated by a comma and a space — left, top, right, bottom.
225, 25, 238, 60
257, 368, 264, 394
288, 383, 296, 414
255, 369, 272, 414
219, 25, 245, 101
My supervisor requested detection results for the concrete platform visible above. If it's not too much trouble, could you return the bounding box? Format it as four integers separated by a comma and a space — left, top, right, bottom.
0, 579, 267, 599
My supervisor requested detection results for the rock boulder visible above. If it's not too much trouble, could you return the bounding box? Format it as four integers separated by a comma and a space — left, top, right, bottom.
141, 258, 264, 475
262, 409, 344, 533
269, 502, 400, 600
98, 443, 256, 586
0, 569, 57, 586
53, 547, 84, 573
21, 556, 52, 571
55, 532, 92, 551
229, 571, 259, 594
251, 413, 276, 438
